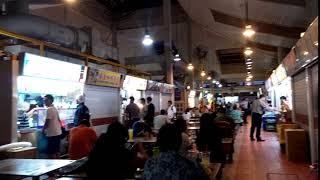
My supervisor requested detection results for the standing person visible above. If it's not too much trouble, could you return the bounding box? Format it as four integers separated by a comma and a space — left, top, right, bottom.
250, 95, 274, 141
140, 98, 148, 120
43, 94, 62, 159
240, 98, 249, 124
198, 100, 208, 113
145, 97, 155, 127
68, 120, 97, 160
125, 96, 140, 128
74, 94, 90, 127
167, 100, 177, 122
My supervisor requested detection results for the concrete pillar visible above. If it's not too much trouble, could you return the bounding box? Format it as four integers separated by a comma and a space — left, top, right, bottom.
305, 68, 316, 163
0, 59, 18, 145
163, 0, 173, 85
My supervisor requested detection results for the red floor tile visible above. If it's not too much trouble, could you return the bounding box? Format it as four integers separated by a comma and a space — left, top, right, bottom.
221, 116, 311, 180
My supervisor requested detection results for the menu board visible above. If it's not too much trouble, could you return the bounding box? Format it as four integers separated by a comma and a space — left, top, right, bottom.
86, 67, 121, 88
146, 80, 161, 91
21, 53, 86, 83
123, 75, 147, 90
275, 64, 287, 83
160, 83, 175, 94
282, 50, 297, 76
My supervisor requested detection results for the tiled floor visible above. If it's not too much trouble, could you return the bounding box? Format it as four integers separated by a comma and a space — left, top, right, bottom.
221, 117, 312, 180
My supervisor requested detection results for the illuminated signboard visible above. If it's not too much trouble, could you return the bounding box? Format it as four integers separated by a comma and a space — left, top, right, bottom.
21, 53, 86, 83
86, 67, 121, 88
270, 71, 278, 86
123, 75, 148, 90
275, 64, 287, 83
265, 78, 272, 90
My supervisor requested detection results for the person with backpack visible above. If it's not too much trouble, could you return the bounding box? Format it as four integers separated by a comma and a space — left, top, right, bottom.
74, 94, 90, 127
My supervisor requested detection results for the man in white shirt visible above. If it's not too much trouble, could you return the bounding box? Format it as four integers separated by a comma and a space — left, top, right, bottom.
43, 94, 62, 159
154, 109, 169, 132
167, 100, 177, 122
250, 95, 275, 142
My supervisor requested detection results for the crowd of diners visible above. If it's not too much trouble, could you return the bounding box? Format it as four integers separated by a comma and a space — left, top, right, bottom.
42, 94, 252, 179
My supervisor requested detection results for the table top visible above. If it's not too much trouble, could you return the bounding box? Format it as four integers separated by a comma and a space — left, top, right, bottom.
187, 127, 200, 130
188, 121, 200, 124
0, 159, 75, 177
127, 137, 157, 143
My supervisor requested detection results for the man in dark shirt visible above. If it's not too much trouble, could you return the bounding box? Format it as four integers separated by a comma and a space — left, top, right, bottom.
125, 96, 140, 128
74, 95, 90, 127
145, 97, 155, 127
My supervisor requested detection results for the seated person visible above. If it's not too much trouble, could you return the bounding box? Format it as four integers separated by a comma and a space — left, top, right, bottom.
143, 124, 210, 180
132, 119, 153, 137
214, 107, 235, 129
227, 104, 243, 125
86, 121, 146, 179
174, 118, 192, 157
182, 108, 191, 121
154, 109, 169, 131
68, 120, 98, 160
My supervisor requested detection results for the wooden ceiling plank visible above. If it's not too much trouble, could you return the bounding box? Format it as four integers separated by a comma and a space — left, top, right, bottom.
258, 0, 305, 7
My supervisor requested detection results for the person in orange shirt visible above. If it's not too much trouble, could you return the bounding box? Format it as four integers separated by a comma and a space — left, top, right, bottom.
68, 120, 98, 160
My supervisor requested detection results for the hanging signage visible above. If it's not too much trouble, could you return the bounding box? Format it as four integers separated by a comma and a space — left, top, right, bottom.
160, 83, 175, 94
86, 67, 121, 87
20, 53, 86, 83
146, 80, 161, 91
123, 75, 147, 90
275, 64, 287, 83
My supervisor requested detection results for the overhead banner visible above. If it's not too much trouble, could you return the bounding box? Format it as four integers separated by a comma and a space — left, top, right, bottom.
123, 75, 147, 90
160, 83, 175, 94
86, 67, 121, 87
146, 80, 161, 92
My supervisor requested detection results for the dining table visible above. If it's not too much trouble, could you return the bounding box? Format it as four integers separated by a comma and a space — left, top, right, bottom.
0, 158, 75, 180
127, 136, 157, 143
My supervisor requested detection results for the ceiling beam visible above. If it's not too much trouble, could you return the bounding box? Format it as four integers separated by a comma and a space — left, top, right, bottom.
117, 3, 188, 30
125, 55, 164, 65
257, 0, 305, 7
147, 70, 165, 76
211, 9, 305, 39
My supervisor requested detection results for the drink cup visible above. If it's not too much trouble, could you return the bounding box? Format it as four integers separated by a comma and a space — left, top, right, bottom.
128, 129, 133, 140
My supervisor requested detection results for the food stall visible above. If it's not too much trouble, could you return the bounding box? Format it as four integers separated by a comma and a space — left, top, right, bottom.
17, 53, 87, 131
16, 52, 87, 154
120, 75, 148, 123
146, 80, 161, 114
85, 67, 122, 135
159, 83, 175, 110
